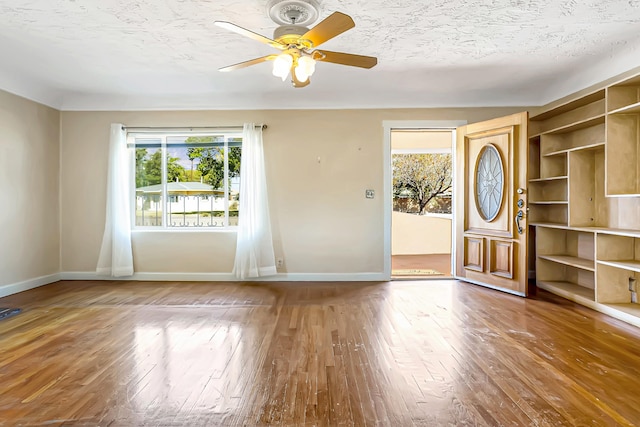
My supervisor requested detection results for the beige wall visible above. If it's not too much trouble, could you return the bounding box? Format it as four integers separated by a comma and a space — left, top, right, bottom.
392, 212, 452, 255
60, 107, 527, 275
392, 130, 452, 150
0, 90, 60, 288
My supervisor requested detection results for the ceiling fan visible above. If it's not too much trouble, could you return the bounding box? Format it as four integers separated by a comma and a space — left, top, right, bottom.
214, 1, 377, 88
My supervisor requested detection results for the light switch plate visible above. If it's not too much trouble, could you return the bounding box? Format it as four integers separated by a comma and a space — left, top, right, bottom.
365, 189, 375, 199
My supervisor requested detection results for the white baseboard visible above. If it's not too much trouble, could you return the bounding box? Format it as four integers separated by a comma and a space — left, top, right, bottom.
60, 271, 387, 282
0, 272, 387, 299
0, 273, 61, 299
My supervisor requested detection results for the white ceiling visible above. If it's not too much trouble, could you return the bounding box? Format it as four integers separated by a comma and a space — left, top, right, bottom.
1, 0, 640, 111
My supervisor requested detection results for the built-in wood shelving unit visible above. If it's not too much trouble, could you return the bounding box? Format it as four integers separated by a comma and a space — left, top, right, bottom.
529, 74, 640, 327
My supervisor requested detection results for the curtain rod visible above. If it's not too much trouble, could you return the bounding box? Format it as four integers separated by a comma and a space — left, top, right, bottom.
122, 124, 267, 131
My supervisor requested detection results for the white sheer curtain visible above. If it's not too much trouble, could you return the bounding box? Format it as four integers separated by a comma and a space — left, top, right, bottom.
96, 123, 134, 277
232, 123, 277, 279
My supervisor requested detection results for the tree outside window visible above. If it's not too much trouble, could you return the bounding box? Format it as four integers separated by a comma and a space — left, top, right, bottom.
393, 153, 452, 215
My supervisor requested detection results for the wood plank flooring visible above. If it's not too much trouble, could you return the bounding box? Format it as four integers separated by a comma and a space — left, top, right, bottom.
1, 280, 640, 426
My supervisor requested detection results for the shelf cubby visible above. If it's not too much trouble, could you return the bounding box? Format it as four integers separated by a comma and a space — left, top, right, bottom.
536, 260, 595, 301
540, 152, 566, 179
596, 263, 639, 304
530, 90, 605, 137
596, 233, 640, 265
595, 233, 640, 305
598, 198, 640, 230
528, 177, 567, 203
568, 146, 607, 227
528, 136, 541, 180
528, 204, 567, 226
539, 123, 605, 155
607, 75, 640, 112
537, 226, 594, 263
536, 227, 595, 299
606, 113, 640, 196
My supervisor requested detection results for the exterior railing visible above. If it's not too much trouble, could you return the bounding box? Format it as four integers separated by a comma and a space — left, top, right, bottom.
135, 194, 238, 227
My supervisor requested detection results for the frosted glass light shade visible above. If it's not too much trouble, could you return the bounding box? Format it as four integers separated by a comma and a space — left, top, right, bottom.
294, 56, 316, 83
272, 54, 293, 81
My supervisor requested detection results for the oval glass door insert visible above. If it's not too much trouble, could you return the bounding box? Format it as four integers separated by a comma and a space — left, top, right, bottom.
475, 144, 504, 222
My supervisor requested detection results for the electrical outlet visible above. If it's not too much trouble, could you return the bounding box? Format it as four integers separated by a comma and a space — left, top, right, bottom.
277, 258, 284, 268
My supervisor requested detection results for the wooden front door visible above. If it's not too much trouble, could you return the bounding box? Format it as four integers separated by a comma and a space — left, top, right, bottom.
455, 112, 529, 296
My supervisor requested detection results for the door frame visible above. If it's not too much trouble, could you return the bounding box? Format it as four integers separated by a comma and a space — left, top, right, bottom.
382, 120, 467, 280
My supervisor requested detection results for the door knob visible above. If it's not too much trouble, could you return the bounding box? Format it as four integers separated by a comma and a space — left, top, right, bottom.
515, 210, 524, 235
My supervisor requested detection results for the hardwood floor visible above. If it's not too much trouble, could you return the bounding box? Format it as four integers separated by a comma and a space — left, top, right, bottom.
1, 280, 640, 426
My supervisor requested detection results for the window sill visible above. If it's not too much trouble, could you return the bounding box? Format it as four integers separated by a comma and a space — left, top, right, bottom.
132, 228, 238, 233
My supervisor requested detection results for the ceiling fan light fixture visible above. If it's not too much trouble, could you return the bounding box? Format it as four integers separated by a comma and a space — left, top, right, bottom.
216, 11, 377, 88
294, 55, 316, 82
273, 53, 293, 81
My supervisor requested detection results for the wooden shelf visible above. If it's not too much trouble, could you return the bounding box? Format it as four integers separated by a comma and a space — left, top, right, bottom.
529, 176, 567, 182
543, 142, 605, 157
539, 255, 595, 271
531, 89, 605, 121
537, 280, 595, 302
597, 260, 640, 273
530, 221, 570, 228
530, 115, 605, 138
531, 223, 606, 234
542, 150, 566, 157
529, 200, 568, 205
593, 228, 640, 238
532, 224, 640, 238
602, 303, 640, 319
530, 222, 571, 230
608, 101, 640, 115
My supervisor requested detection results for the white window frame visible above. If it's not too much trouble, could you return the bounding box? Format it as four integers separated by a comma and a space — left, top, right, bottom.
129, 130, 242, 231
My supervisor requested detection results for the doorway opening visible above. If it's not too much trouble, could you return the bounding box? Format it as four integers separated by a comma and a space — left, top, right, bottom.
391, 129, 454, 279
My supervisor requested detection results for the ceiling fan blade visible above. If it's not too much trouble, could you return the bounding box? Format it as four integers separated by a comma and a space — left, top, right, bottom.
316, 50, 377, 69
301, 12, 355, 47
219, 55, 277, 72
214, 21, 285, 50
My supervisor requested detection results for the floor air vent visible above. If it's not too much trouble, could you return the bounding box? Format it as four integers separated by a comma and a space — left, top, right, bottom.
0, 308, 21, 321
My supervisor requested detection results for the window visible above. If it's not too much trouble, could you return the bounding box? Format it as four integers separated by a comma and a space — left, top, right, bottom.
131, 131, 242, 228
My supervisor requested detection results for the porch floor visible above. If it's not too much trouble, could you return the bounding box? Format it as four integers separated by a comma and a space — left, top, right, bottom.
391, 253, 452, 279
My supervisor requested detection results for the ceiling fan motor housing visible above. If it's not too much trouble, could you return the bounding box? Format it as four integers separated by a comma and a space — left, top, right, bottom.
273, 24, 309, 42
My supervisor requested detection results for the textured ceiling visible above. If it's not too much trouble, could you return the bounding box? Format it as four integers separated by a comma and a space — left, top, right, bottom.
0, 0, 640, 110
